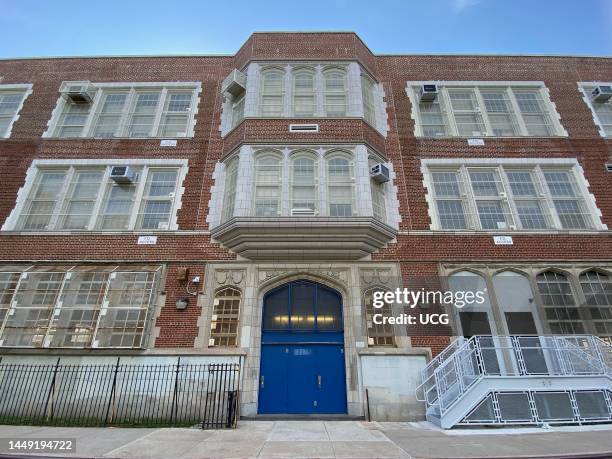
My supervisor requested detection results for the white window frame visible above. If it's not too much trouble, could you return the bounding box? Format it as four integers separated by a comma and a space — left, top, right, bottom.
43, 82, 201, 139
406, 81, 567, 138
0, 84, 33, 139
2, 158, 188, 232
578, 82, 612, 138
422, 158, 606, 232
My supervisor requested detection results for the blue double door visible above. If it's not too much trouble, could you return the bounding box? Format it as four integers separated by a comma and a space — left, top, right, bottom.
258, 281, 348, 414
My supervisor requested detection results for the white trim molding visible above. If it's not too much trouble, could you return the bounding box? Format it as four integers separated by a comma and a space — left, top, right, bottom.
406, 80, 568, 138
2, 158, 189, 232
43, 81, 202, 139
421, 157, 606, 232
0, 83, 33, 139
578, 82, 612, 138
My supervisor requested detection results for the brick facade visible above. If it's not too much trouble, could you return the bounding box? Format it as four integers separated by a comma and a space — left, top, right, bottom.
0, 32, 610, 357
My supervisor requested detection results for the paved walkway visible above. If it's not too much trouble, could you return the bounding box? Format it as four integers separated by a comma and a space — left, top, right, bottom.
1, 421, 612, 459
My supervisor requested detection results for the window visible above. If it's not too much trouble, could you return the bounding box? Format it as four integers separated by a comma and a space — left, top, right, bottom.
231, 95, 245, 128
0, 267, 159, 348
260, 69, 284, 117
324, 69, 347, 116
0, 85, 32, 138
425, 160, 599, 231
254, 153, 282, 217
293, 69, 316, 117
580, 271, 612, 341
364, 288, 395, 346
290, 153, 317, 214
409, 83, 564, 137
210, 287, 241, 346
8, 161, 185, 232
369, 157, 386, 222
361, 75, 376, 126
48, 83, 199, 138
580, 84, 612, 137
221, 158, 239, 222
536, 271, 584, 335
327, 153, 354, 216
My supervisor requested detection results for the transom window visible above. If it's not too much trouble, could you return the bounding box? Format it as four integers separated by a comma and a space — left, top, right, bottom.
0, 267, 159, 348
0, 85, 32, 138
579, 83, 612, 137
6, 161, 185, 232
409, 83, 564, 137
426, 161, 598, 231
47, 83, 200, 138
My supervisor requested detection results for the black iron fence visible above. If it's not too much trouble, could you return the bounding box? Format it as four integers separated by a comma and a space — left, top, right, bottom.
0, 357, 241, 429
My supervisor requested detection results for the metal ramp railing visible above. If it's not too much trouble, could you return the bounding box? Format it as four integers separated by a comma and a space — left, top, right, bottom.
416, 335, 612, 428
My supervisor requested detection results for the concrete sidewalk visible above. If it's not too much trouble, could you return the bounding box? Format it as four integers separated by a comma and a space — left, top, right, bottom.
1, 421, 612, 459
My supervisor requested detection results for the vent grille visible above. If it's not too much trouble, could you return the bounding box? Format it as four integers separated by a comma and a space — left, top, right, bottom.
289, 124, 319, 133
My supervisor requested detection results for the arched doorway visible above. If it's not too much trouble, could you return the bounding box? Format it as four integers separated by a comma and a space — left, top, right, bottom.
258, 280, 348, 414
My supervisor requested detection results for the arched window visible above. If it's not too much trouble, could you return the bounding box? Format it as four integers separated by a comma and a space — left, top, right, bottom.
210, 287, 241, 346
326, 153, 354, 216
368, 156, 386, 222
254, 153, 282, 217
580, 270, 612, 341
293, 68, 315, 117
361, 74, 376, 125
221, 157, 238, 222
536, 271, 583, 334
290, 152, 317, 215
363, 288, 395, 347
324, 68, 347, 116
260, 68, 284, 116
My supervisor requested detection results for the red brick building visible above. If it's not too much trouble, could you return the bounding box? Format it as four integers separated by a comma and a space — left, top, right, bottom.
0, 32, 611, 423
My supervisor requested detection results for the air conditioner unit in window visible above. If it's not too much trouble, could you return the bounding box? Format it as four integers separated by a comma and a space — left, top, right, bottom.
110, 166, 137, 183
59, 81, 95, 104
291, 208, 316, 216
591, 85, 612, 103
370, 163, 390, 183
222, 69, 247, 98
418, 84, 438, 103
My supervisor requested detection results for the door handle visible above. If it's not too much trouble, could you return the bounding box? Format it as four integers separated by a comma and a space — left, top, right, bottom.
317, 375, 322, 389
260, 375, 264, 388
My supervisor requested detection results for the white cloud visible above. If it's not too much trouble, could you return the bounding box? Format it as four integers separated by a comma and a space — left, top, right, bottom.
452, 0, 481, 12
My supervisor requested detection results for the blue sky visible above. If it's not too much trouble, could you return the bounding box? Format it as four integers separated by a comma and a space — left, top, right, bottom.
0, 0, 611, 58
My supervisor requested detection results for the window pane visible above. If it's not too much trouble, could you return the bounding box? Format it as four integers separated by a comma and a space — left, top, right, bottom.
515, 201, 548, 229
98, 179, 138, 230
292, 157, 316, 212
481, 91, 518, 136
0, 272, 20, 326
476, 200, 508, 229
93, 93, 127, 137
160, 92, 192, 136
514, 91, 553, 136
317, 287, 342, 331
469, 170, 502, 197
327, 157, 353, 216
254, 156, 281, 216
60, 171, 103, 230
419, 101, 447, 137
290, 282, 315, 331
0, 92, 25, 137
222, 159, 238, 221
263, 286, 289, 331
362, 76, 376, 125
128, 92, 160, 137
436, 200, 466, 229
537, 271, 584, 335
20, 171, 66, 230
449, 90, 485, 136
137, 170, 178, 230
506, 171, 537, 197
210, 287, 241, 346
57, 103, 90, 138
553, 200, 588, 229
364, 289, 394, 346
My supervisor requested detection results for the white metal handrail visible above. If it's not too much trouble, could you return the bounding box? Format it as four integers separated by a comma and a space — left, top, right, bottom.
417, 335, 612, 416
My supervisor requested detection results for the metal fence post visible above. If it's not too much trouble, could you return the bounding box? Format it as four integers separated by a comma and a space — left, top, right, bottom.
104, 357, 121, 425
43, 357, 61, 423
171, 357, 181, 425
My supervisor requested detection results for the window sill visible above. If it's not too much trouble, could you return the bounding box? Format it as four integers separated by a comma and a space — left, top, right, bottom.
41, 136, 195, 141
400, 229, 610, 235
416, 135, 568, 140
0, 229, 209, 236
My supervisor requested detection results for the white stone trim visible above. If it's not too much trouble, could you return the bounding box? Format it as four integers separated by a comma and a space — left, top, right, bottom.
421, 157, 606, 231
42, 81, 202, 139
2, 158, 188, 232
578, 81, 611, 138
406, 80, 567, 138
0, 83, 33, 139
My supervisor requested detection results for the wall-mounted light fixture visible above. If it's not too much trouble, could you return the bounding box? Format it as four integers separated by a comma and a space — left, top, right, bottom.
175, 298, 189, 310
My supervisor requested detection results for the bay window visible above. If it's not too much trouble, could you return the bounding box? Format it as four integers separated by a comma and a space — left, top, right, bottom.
254, 154, 282, 216
327, 153, 354, 216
